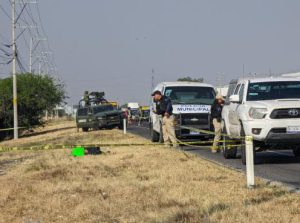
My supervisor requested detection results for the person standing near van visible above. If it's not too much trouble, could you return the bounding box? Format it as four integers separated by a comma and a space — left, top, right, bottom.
152, 90, 177, 147
211, 94, 225, 153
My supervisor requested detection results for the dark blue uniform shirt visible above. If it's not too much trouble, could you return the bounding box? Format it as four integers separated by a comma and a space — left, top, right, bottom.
155, 96, 173, 116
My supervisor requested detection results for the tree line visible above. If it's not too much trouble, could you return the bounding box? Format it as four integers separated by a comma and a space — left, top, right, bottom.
0, 73, 65, 139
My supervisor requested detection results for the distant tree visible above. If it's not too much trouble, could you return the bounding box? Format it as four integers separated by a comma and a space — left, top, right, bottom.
0, 73, 66, 138
177, 76, 204, 83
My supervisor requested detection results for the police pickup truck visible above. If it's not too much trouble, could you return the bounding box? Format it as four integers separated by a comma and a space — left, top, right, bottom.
150, 82, 216, 142
222, 77, 300, 164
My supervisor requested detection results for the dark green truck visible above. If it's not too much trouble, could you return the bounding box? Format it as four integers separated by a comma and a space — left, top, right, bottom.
76, 104, 124, 132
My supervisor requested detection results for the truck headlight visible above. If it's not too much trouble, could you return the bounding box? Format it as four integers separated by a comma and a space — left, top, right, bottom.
97, 117, 104, 120
249, 108, 268, 119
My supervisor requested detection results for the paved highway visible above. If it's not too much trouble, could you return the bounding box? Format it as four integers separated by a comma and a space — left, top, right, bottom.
128, 122, 300, 190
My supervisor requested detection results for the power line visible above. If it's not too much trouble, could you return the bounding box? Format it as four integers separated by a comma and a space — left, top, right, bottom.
15, 3, 27, 24
22, 0, 37, 26
1, 0, 58, 75
0, 3, 12, 19
35, 1, 58, 73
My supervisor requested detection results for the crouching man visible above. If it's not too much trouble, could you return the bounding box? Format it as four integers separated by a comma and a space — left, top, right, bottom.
152, 90, 177, 147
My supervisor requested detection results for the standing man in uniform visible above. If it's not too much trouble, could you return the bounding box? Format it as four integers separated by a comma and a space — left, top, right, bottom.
211, 94, 225, 153
152, 90, 177, 147
83, 91, 90, 107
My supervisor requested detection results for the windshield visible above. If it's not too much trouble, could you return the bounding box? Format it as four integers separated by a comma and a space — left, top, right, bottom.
130, 109, 140, 116
143, 110, 150, 117
247, 81, 300, 101
77, 108, 88, 116
164, 86, 215, 105
92, 104, 114, 114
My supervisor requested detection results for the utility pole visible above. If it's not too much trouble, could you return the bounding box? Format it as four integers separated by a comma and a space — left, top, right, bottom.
29, 37, 33, 73
12, 0, 18, 139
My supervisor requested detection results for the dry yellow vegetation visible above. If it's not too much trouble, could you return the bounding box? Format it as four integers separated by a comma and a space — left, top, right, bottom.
0, 121, 299, 223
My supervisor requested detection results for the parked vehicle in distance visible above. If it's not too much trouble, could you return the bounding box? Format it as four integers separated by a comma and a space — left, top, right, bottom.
126, 102, 140, 121
215, 85, 228, 99
150, 81, 216, 142
108, 101, 118, 109
76, 104, 124, 132
140, 106, 150, 122
76, 91, 124, 132
127, 102, 140, 110
222, 77, 300, 164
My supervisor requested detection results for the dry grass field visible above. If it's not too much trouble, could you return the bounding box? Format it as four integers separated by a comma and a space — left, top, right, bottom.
0, 120, 300, 223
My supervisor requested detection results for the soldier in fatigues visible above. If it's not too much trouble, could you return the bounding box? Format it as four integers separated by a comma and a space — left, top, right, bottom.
152, 90, 177, 147
83, 91, 90, 107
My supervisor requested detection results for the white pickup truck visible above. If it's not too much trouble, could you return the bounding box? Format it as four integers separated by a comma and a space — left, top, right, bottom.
150, 82, 216, 142
222, 77, 300, 164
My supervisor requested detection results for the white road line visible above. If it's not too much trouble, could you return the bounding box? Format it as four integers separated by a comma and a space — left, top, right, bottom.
266, 150, 292, 157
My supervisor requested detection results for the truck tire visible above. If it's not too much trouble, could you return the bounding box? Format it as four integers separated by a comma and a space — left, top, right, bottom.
82, 127, 89, 132
118, 120, 124, 130
293, 147, 300, 157
93, 124, 100, 131
150, 123, 160, 142
222, 122, 237, 159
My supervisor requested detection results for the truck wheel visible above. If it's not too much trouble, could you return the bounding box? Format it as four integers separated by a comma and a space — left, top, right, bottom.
118, 120, 124, 130
82, 127, 89, 132
222, 122, 237, 159
293, 147, 300, 157
93, 125, 100, 131
150, 123, 159, 142
240, 123, 256, 165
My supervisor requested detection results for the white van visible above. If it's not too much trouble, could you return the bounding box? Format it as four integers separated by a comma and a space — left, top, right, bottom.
127, 102, 140, 120
150, 82, 216, 142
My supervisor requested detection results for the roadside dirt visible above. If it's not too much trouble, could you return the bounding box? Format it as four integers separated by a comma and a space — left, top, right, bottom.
0, 120, 300, 223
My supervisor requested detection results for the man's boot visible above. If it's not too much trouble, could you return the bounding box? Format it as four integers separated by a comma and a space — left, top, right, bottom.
211, 147, 218, 153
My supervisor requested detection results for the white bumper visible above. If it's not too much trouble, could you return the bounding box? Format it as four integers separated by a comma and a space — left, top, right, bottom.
243, 118, 300, 143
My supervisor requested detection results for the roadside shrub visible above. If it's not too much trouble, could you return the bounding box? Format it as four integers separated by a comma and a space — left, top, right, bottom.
0, 73, 66, 139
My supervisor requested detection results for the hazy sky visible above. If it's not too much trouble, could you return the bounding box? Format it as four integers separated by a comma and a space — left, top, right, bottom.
38, 0, 300, 105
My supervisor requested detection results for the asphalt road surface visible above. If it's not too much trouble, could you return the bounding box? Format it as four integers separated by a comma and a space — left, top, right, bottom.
128, 122, 300, 190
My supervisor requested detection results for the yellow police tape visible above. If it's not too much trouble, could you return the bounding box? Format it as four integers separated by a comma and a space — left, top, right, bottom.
180, 125, 245, 140
0, 127, 26, 132
0, 140, 244, 153
0, 125, 244, 153
177, 139, 243, 149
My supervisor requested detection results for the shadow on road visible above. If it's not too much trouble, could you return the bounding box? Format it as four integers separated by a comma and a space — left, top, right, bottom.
256, 151, 300, 165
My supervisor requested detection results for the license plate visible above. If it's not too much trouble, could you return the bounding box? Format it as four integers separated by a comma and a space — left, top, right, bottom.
78, 119, 87, 123
190, 131, 200, 135
287, 126, 300, 134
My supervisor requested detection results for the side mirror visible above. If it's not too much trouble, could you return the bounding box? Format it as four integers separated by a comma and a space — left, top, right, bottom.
229, 94, 240, 103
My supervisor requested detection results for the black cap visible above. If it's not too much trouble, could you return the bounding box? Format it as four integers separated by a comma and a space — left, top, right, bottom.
151, 90, 162, 96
